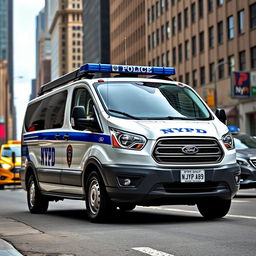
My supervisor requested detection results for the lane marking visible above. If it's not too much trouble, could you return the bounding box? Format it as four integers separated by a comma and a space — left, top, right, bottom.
133, 247, 174, 256
138, 206, 256, 220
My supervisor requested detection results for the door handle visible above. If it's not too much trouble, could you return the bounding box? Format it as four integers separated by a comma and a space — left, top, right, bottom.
63, 134, 69, 140
55, 134, 61, 140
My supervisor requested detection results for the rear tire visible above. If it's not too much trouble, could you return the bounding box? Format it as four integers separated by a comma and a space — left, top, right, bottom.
27, 175, 49, 214
197, 198, 231, 219
0, 185, 4, 190
85, 171, 113, 222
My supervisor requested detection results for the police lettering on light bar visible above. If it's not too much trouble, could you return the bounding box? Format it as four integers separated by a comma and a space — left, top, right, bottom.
79, 63, 176, 76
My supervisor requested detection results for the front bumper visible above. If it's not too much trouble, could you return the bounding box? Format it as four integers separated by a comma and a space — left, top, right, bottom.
103, 163, 240, 205
239, 165, 256, 188
0, 167, 21, 185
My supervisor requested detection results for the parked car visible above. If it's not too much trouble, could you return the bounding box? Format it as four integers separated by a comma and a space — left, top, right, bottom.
233, 134, 256, 188
0, 140, 21, 189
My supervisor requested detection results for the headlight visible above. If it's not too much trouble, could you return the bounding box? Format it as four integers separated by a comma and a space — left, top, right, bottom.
237, 158, 250, 167
0, 163, 12, 170
222, 132, 234, 150
110, 128, 147, 150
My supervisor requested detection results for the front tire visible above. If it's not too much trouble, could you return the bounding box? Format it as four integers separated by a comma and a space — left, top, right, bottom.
27, 175, 49, 214
85, 171, 113, 222
197, 198, 231, 219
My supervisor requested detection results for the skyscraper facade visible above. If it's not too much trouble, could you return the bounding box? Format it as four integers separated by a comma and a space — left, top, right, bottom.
146, 0, 256, 134
83, 0, 110, 64
110, 0, 146, 65
0, 0, 14, 141
47, 0, 83, 80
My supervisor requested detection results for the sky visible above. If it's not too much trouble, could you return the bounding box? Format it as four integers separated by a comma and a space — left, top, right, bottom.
14, 0, 45, 139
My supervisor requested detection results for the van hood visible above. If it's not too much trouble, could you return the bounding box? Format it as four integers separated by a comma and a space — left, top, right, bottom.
109, 118, 228, 140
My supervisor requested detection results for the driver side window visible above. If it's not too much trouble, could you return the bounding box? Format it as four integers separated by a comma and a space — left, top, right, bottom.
71, 88, 98, 131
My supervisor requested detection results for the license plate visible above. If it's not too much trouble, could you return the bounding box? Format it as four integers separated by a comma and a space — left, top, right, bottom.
180, 170, 205, 183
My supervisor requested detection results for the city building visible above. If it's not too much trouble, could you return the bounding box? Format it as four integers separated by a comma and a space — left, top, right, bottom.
0, 0, 15, 141
83, 0, 110, 65
35, 8, 51, 93
146, 0, 256, 135
0, 61, 13, 144
110, 0, 146, 65
46, 0, 83, 80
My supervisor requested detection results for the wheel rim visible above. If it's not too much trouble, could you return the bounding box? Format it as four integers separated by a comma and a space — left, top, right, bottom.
29, 180, 36, 207
88, 177, 101, 215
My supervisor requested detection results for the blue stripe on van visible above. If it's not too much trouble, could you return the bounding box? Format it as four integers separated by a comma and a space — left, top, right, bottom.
23, 132, 111, 145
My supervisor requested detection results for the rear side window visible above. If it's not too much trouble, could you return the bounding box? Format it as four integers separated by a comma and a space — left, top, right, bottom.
25, 91, 67, 132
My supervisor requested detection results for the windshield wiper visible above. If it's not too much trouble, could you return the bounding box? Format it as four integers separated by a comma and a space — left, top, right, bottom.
166, 116, 211, 120
107, 109, 140, 120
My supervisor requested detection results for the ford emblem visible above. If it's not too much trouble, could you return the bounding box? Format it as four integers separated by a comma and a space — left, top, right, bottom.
182, 145, 199, 155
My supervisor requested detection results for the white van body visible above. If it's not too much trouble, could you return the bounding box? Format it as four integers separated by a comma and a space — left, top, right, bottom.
21, 64, 240, 221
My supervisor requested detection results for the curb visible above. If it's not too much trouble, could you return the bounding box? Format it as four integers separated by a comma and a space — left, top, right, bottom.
0, 239, 23, 256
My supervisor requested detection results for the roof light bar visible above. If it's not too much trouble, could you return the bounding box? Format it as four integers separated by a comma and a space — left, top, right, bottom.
79, 63, 175, 76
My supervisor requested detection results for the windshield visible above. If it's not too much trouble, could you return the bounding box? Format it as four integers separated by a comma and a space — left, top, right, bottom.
1, 146, 21, 157
234, 135, 256, 149
94, 82, 212, 120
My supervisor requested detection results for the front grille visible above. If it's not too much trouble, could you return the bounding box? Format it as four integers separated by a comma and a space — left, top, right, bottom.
153, 137, 223, 164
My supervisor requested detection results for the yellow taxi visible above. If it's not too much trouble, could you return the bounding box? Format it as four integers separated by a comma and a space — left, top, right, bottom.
0, 140, 21, 189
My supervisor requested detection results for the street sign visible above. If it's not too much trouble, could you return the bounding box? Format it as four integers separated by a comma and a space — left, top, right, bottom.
250, 72, 256, 97
0, 124, 5, 139
232, 72, 250, 98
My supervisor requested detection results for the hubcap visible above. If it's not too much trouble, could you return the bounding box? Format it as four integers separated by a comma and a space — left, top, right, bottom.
88, 178, 101, 215
29, 181, 35, 207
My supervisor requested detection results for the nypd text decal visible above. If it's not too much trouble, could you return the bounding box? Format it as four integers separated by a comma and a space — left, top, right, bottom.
41, 147, 55, 166
160, 128, 207, 134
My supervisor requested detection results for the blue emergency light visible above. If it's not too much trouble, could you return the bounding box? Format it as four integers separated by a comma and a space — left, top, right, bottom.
79, 63, 176, 76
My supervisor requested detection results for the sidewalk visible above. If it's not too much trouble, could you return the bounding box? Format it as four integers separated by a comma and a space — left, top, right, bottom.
0, 238, 23, 256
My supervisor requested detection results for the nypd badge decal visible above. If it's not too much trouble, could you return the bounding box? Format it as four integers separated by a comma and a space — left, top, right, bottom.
67, 145, 73, 167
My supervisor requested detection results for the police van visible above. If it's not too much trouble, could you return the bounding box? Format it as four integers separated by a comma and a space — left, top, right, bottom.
21, 64, 240, 221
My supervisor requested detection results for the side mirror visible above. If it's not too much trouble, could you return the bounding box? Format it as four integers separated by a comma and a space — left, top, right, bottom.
215, 108, 227, 124
71, 106, 99, 131
12, 152, 16, 164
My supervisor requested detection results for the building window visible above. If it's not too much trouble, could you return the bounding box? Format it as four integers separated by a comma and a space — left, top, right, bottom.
172, 17, 176, 35
228, 55, 235, 74
218, 59, 224, 79
172, 47, 176, 65
191, 3, 196, 23
152, 32, 156, 48
178, 13, 182, 31
161, 53, 165, 66
161, 25, 165, 42
166, 0, 169, 10
251, 47, 256, 69
250, 3, 256, 29
184, 8, 188, 28
171, 0, 175, 6
178, 44, 183, 63
208, 0, 213, 12
166, 22, 170, 39
239, 51, 246, 71
161, 0, 165, 14
217, 0, 223, 7
192, 69, 197, 88
208, 26, 214, 48
148, 35, 151, 50
199, 31, 204, 52
157, 56, 160, 66
192, 36, 196, 56
209, 63, 214, 82
200, 66, 205, 85
166, 51, 170, 66
227, 15, 234, 39
152, 5, 155, 22
147, 8, 151, 24
185, 72, 190, 84
156, 28, 160, 45
198, 0, 204, 18
178, 75, 183, 82
185, 40, 190, 60
217, 21, 223, 44
238, 10, 244, 34
156, 1, 160, 17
